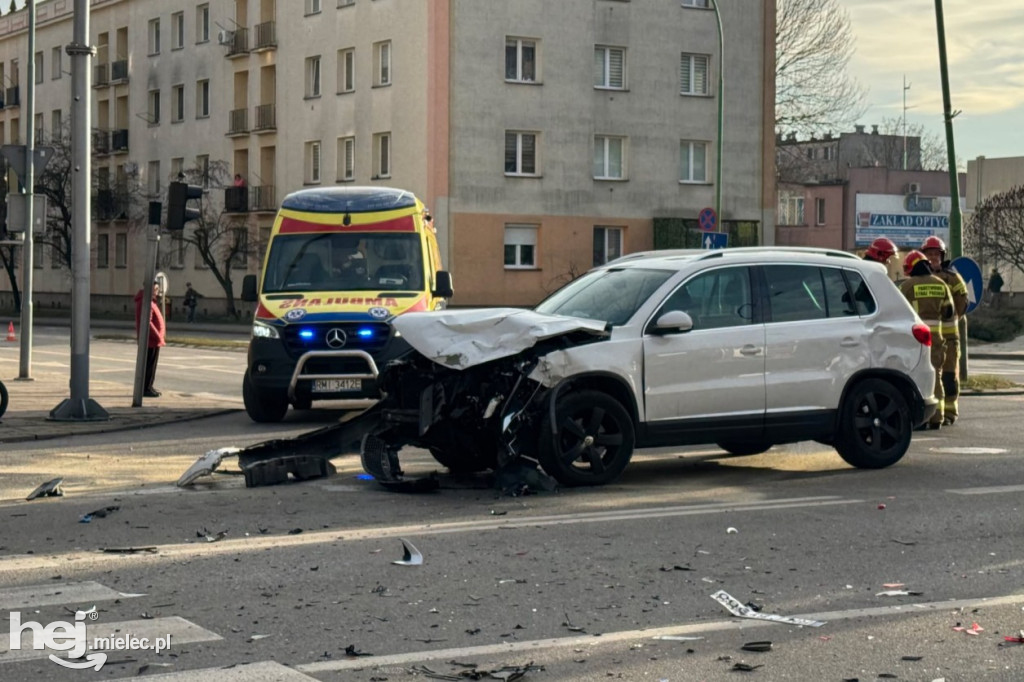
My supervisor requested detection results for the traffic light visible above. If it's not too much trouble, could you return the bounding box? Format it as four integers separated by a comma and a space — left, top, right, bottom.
167, 181, 203, 231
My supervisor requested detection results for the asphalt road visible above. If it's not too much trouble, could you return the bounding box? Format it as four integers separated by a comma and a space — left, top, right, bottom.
1, 337, 1023, 680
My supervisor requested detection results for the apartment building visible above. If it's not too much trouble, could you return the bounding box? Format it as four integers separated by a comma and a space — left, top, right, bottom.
0, 0, 775, 311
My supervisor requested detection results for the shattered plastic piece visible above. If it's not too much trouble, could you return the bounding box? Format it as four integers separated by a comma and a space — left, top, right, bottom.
901, 655, 924, 661
288, 528, 303, 535
26, 477, 65, 500
727, 527, 738, 534
393, 538, 424, 566
100, 546, 158, 554
1003, 633, 1024, 644
247, 634, 271, 642
654, 635, 704, 641
732, 662, 763, 672
882, 583, 905, 588
952, 622, 984, 635
204, 531, 228, 543
711, 590, 826, 627
741, 641, 773, 652
80, 506, 120, 523
878, 503, 886, 509
176, 447, 240, 487
659, 565, 694, 572
344, 644, 372, 657
876, 590, 923, 597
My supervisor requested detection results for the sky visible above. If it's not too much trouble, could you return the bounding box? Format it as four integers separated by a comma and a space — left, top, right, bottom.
844, 0, 1024, 164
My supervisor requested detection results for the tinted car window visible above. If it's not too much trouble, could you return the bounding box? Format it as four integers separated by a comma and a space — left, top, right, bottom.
764, 264, 827, 322
821, 266, 858, 317
844, 269, 877, 315
655, 267, 751, 330
535, 267, 675, 326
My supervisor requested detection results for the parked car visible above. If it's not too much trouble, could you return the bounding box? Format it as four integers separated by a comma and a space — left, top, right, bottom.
359, 247, 938, 487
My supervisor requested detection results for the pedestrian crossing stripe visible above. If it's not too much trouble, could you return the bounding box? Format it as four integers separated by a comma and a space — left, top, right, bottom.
0, 580, 133, 611
127, 661, 317, 680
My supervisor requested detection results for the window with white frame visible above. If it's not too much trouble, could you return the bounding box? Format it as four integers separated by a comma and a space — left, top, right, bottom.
115, 233, 128, 267
505, 37, 536, 82
196, 4, 210, 43
824, 146, 836, 160
373, 132, 391, 177
96, 233, 109, 269
305, 140, 321, 184
337, 136, 355, 180
815, 197, 826, 225
196, 79, 209, 118
593, 226, 623, 266
593, 135, 625, 179
148, 160, 160, 195
196, 153, 210, 188
679, 140, 708, 183
594, 46, 625, 89
305, 56, 321, 97
681, 0, 710, 7
148, 18, 160, 55
374, 40, 391, 86
148, 89, 161, 124
172, 84, 184, 122
504, 224, 537, 268
172, 12, 184, 49
51, 46, 61, 80
337, 48, 355, 93
505, 131, 538, 176
680, 52, 709, 95
778, 192, 805, 225
306, 0, 322, 15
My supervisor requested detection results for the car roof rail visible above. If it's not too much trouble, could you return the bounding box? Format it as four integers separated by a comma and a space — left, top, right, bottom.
694, 246, 860, 261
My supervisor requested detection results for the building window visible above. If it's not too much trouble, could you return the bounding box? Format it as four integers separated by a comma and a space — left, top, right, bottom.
34, 51, 42, 84
505, 131, 538, 176
815, 197, 826, 225
505, 37, 536, 82
593, 226, 623, 266
680, 52, 709, 95
196, 154, 210, 188
374, 41, 391, 86
778, 192, 805, 225
172, 12, 184, 50
373, 132, 390, 178
504, 224, 537, 269
594, 46, 625, 89
171, 233, 185, 268
96, 234, 109, 269
337, 48, 355, 93
196, 79, 210, 118
593, 136, 625, 180
231, 227, 248, 268
171, 157, 184, 180
148, 89, 161, 124
34, 113, 43, 142
337, 136, 355, 181
35, 242, 45, 268
824, 146, 836, 161
51, 46, 61, 80
148, 18, 160, 55
305, 56, 321, 97
679, 140, 708, 183
148, 160, 161, 195
115, 233, 128, 267
681, 0, 710, 7
305, 140, 321, 183
172, 84, 185, 123
305, 0, 321, 14
196, 4, 210, 43
51, 109, 61, 137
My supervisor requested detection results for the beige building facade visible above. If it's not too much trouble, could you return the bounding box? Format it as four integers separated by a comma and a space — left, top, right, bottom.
0, 0, 776, 312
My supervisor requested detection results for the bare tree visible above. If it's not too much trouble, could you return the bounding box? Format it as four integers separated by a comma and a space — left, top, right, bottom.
776, 0, 867, 137
965, 185, 1024, 278
874, 116, 950, 171
0, 167, 19, 312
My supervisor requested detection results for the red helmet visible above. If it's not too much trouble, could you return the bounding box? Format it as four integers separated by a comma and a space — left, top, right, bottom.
921, 236, 946, 253
903, 250, 928, 276
865, 237, 897, 262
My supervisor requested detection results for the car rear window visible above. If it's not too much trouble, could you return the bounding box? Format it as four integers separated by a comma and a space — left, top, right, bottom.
764, 264, 867, 322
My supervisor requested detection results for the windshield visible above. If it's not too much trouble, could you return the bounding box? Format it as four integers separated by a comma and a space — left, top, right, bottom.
262, 232, 424, 293
534, 267, 675, 325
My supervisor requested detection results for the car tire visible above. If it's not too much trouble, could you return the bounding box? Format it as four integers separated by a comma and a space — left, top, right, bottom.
243, 369, 289, 423
834, 378, 911, 469
538, 390, 635, 487
0, 380, 7, 419
428, 447, 492, 474
717, 441, 772, 456
292, 395, 313, 411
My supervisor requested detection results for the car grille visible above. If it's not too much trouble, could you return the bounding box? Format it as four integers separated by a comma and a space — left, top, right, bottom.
282, 322, 391, 357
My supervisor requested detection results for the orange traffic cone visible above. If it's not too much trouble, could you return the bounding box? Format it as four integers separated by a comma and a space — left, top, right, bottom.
5, 321, 15, 342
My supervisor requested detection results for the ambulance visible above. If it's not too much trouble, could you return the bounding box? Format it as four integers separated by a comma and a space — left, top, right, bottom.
239, 186, 452, 422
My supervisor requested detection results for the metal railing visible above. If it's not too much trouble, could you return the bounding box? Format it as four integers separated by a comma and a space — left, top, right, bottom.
254, 103, 275, 131
225, 186, 249, 213
251, 185, 276, 212
254, 21, 276, 50
92, 129, 110, 155
93, 63, 109, 87
227, 27, 249, 56
111, 129, 129, 152
5, 86, 19, 108
228, 108, 248, 135
111, 59, 128, 82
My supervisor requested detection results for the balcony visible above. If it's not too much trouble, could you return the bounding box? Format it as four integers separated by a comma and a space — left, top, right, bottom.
94, 189, 128, 221
225, 186, 249, 213
226, 27, 249, 57
251, 185, 275, 212
254, 103, 275, 133
92, 129, 110, 155
111, 128, 129, 153
5, 86, 19, 108
110, 59, 129, 83
93, 63, 109, 87
228, 108, 248, 136
253, 21, 276, 51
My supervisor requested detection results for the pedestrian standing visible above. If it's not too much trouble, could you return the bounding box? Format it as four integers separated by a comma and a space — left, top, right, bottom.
921, 236, 967, 425
134, 280, 166, 398
183, 282, 201, 323
899, 250, 954, 430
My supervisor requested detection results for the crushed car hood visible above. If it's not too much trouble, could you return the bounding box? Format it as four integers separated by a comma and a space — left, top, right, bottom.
392, 308, 609, 369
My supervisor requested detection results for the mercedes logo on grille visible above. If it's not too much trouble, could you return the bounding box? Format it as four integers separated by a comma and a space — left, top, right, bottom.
325, 328, 348, 349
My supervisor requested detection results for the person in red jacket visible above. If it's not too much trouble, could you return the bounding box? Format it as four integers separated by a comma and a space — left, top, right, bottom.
134, 280, 166, 398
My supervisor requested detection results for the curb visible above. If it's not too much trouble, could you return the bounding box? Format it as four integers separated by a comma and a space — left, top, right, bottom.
968, 353, 1024, 361
0, 408, 241, 445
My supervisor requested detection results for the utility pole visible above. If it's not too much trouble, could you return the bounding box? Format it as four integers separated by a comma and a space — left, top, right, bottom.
18, 0, 35, 380
902, 75, 911, 171
712, 1, 724, 229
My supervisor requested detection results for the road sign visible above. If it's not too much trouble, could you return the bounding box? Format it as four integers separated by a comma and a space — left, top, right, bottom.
950, 256, 983, 315
702, 232, 728, 250
6, 193, 47, 234
698, 206, 717, 232
0, 145, 55, 185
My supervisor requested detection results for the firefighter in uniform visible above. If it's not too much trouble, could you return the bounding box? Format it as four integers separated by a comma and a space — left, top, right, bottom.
899, 250, 955, 429
921, 236, 968, 425
863, 237, 898, 266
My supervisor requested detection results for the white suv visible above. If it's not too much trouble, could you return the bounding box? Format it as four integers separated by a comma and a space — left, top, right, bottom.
364, 247, 937, 487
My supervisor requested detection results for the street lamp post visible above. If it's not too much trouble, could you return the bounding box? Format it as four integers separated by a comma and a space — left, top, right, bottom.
713, 1, 724, 227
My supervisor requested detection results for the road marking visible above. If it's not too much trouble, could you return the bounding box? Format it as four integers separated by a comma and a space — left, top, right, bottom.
947, 484, 1024, 495
0, 581, 137, 611
930, 446, 1007, 454
133, 661, 317, 681
0, 616, 221, 663
296, 592, 1024, 674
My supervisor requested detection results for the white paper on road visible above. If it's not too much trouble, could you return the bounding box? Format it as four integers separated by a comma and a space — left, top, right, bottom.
710, 590, 826, 627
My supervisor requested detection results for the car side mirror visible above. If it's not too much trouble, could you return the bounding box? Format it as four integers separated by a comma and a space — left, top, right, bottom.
652, 310, 694, 334
241, 274, 258, 302
433, 270, 454, 299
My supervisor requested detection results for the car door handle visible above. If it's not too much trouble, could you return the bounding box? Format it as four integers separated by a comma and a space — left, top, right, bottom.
840, 338, 860, 347
739, 345, 762, 356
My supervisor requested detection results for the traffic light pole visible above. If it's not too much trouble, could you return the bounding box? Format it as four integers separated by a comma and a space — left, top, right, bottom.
17, 0, 35, 380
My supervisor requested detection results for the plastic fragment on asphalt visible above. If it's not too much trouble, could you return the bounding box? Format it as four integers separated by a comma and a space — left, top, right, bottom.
393, 538, 423, 566
952, 622, 984, 635
727, 527, 738, 534
876, 590, 924, 597
344, 644, 372, 657
901, 655, 924, 661
710, 590, 826, 627
26, 477, 64, 500
654, 635, 704, 641
878, 503, 886, 509
100, 546, 158, 554
732, 662, 763, 671
80, 505, 120, 523
882, 583, 905, 588
176, 447, 240, 487
741, 641, 773, 652
247, 634, 271, 642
